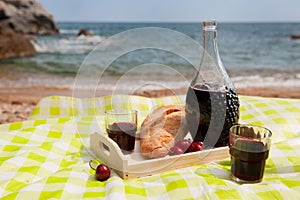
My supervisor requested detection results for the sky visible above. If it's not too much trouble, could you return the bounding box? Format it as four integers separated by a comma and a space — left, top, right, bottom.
39, 0, 300, 23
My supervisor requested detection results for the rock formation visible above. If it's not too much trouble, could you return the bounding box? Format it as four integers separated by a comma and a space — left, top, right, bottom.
77, 29, 94, 37
0, 0, 59, 35
0, 25, 36, 59
0, 0, 59, 59
291, 34, 300, 39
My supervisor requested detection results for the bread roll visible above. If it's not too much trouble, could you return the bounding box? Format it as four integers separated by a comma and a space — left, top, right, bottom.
140, 105, 187, 158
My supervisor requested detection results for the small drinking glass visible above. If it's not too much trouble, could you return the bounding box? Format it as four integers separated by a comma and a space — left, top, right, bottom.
229, 124, 272, 183
105, 110, 137, 153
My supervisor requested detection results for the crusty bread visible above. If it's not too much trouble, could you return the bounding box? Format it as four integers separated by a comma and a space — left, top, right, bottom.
140, 105, 187, 158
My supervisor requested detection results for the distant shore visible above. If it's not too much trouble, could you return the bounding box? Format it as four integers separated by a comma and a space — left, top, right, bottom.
0, 86, 299, 124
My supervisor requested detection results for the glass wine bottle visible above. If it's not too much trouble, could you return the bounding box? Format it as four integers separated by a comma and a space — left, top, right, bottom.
185, 20, 240, 147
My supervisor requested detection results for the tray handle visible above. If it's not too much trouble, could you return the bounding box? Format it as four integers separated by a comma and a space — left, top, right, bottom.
90, 132, 127, 171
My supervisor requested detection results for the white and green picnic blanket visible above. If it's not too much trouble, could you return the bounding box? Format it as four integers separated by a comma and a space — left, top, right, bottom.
0, 95, 300, 199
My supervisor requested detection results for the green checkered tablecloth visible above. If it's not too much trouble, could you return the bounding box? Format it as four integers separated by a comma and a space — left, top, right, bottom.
0, 95, 300, 199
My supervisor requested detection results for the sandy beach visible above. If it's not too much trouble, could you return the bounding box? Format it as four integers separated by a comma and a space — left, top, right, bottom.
0, 86, 299, 124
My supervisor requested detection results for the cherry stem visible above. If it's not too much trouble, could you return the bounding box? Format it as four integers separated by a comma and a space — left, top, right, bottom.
89, 159, 100, 170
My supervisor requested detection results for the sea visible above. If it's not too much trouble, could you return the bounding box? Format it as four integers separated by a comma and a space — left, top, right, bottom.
1, 22, 300, 93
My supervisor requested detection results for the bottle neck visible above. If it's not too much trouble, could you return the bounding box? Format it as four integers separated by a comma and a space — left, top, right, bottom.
194, 20, 235, 90
202, 25, 219, 61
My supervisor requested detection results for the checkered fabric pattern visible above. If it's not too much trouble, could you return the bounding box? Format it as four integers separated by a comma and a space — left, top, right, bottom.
0, 95, 299, 199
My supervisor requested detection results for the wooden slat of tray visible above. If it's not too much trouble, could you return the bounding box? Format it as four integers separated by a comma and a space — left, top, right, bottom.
90, 132, 229, 179
121, 147, 229, 179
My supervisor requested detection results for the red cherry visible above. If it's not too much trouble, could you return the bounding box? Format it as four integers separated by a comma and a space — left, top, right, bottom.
95, 164, 110, 181
175, 139, 191, 153
169, 146, 184, 155
188, 141, 204, 152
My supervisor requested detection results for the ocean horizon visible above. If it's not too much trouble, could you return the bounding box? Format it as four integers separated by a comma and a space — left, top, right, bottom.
1, 22, 299, 91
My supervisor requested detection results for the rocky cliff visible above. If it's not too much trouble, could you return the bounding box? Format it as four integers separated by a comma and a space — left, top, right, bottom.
0, 25, 36, 59
0, 0, 59, 59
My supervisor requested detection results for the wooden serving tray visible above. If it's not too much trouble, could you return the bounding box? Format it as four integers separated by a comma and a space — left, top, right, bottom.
90, 132, 229, 179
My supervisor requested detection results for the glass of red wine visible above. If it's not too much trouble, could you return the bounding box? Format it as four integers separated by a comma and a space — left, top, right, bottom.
105, 109, 137, 154
229, 124, 272, 183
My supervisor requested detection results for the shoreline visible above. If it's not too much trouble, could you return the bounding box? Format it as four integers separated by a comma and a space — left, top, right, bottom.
0, 86, 299, 124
